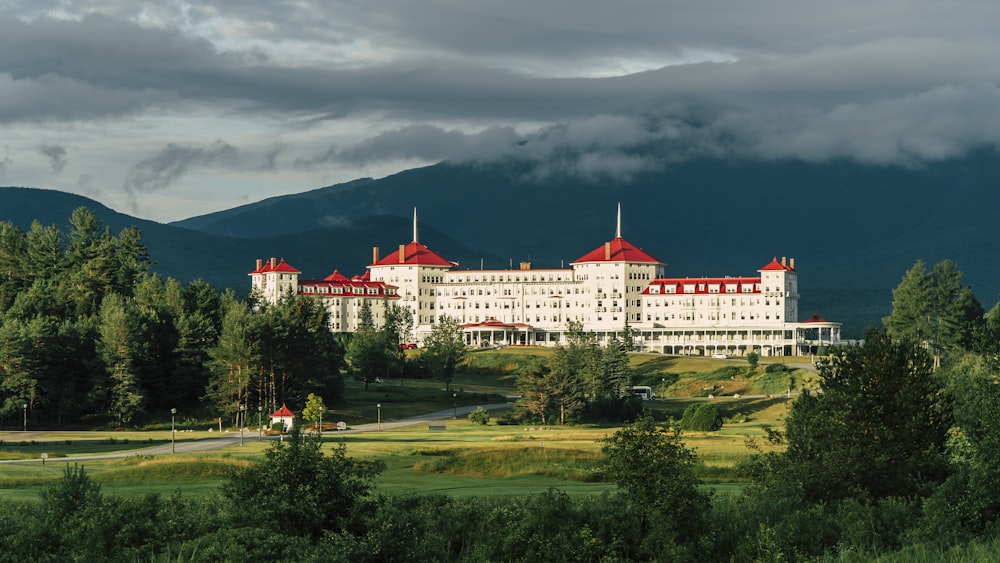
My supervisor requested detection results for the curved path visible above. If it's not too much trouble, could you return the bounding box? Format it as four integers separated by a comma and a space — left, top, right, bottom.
0, 403, 511, 464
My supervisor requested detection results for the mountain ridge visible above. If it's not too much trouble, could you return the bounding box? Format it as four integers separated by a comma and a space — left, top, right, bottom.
10, 152, 1000, 337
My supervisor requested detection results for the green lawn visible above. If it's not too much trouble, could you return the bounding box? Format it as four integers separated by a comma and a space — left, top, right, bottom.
0, 351, 798, 503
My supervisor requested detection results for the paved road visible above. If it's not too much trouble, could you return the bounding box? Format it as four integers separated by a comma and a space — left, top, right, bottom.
0, 403, 512, 464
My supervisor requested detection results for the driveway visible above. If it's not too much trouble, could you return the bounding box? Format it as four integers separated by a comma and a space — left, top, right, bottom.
0, 403, 512, 464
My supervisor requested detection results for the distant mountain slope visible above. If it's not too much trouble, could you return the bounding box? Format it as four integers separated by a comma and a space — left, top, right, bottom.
170, 153, 1000, 301
174, 177, 377, 236
0, 187, 491, 291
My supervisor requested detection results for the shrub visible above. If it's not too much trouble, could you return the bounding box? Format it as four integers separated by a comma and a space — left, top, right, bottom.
468, 407, 490, 425
680, 403, 723, 432
764, 363, 788, 374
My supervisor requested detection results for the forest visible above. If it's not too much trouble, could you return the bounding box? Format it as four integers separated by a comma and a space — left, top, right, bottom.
0, 208, 343, 430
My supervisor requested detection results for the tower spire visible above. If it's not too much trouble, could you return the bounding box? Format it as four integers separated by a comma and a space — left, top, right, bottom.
616, 202, 622, 238
412, 207, 418, 243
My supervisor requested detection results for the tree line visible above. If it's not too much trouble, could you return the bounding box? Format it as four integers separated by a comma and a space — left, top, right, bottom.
0, 209, 358, 428
0, 209, 477, 429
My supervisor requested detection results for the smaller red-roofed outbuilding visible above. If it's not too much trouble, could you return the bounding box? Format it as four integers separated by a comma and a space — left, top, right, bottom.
270, 404, 296, 432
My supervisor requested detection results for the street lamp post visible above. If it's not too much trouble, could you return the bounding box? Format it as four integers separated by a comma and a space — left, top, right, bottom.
239, 405, 245, 446
258, 406, 263, 441
452, 393, 457, 419
22, 403, 27, 432
377, 403, 381, 431
170, 408, 176, 453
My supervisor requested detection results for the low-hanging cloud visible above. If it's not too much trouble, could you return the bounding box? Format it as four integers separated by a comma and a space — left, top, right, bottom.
125, 141, 240, 194
8, 3, 1000, 222
38, 143, 67, 172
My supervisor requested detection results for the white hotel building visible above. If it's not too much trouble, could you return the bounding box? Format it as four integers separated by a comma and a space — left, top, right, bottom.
250, 208, 841, 357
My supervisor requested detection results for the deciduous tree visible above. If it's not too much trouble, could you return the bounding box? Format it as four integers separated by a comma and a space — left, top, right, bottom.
602, 415, 708, 554
302, 393, 327, 435
421, 314, 466, 392
222, 430, 383, 541
780, 328, 950, 503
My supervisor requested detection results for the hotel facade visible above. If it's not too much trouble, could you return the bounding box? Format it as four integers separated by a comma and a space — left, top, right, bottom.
250, 208, 841, 357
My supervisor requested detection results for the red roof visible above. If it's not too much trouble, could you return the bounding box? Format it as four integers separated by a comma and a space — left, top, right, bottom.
462, 317, 533, 330
759, 257, 795, 271
802, 312, 830, 323
571, 237, 662, 265
298, 274, 399, 298
249, 258, 302, 275
643, 276, 761, 295
324, 269, 349, 282
370, 241, 454, 267
270, 403, 295, 418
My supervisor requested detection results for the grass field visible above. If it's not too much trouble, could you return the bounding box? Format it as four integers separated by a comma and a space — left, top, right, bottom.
0, 351, 802, 502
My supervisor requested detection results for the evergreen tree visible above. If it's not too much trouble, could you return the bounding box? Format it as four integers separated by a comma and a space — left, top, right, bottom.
885, 259, 984, 366
207, 294, 258, 420
112, 226, 151, 295
884, 259, 931, 344
516, 365, 553, 424
25, 221, 62, 283
547, 347, 587, 424
64, 208, 116, 317
601, 337, 632, 398
0, 222, 27, 313
96, 293, 148, 425
563, 320, 603, 398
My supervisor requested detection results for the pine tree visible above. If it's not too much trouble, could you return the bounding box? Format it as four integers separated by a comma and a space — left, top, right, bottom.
884, 260, 931, 344
601, 338, 632, 398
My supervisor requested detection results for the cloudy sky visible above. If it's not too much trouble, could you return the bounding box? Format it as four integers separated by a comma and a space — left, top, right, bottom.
2, 1, 1000, 222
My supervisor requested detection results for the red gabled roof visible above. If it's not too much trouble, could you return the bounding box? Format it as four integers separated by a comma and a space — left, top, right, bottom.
571, 237, 663, 265
298, 270, 399, 299
250, 258, 301, 275
370, 241, 454, 268
802, 312, 830, 323
270, 403, 295, 418
324, 269, 349, 282
760, 257, 795, 271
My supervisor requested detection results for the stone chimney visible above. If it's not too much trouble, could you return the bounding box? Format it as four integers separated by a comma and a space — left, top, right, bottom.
256, 258, 262, 270
270, 257, 276, 268
781, 256, 787, 267
372, 246, 380, 264
519, 261, 531, 270
399, 244, 406, 263
605, 242, 611, 260
790, 258, 795, 270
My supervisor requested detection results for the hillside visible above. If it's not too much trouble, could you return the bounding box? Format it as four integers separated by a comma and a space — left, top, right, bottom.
170, 154, 1000, 302
0, 187, 492, 290
11, 147, 1000, 338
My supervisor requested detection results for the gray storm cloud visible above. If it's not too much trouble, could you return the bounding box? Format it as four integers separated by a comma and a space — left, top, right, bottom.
125, 142, 239, 194
4, 2, 1000, 220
